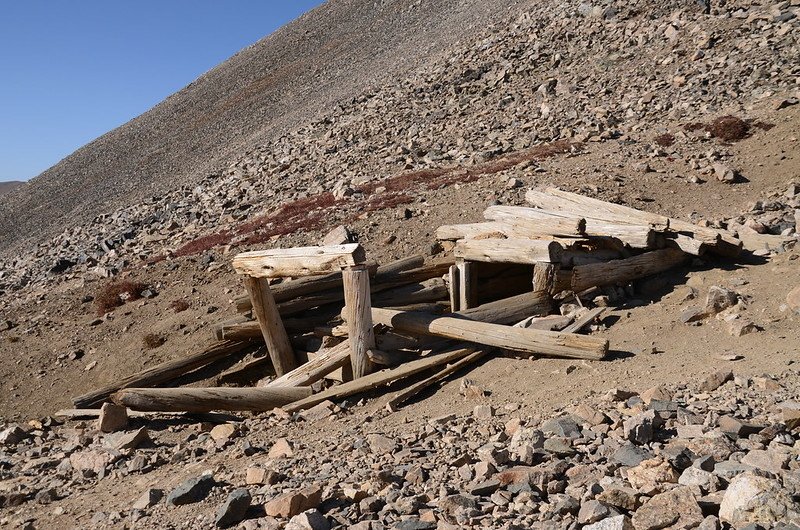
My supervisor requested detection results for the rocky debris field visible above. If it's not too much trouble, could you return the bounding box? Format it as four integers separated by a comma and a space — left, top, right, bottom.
3, 370, 800, 529
1, 0, 798, 308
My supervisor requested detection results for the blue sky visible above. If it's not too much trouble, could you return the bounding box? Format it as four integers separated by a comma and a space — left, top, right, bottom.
0, 1, 322, 182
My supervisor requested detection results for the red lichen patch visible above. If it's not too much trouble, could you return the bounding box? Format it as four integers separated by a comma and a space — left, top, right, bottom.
683, 115, 772, 142
173, 231, 232, 257
654, 133, 675, 147
95, 280, 148, 315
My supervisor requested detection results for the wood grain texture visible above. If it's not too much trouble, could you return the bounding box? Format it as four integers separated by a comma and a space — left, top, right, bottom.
571, 248, 688, 292
244, 276, 296, 376
266, 341, 350, 388
114, 387, 312, 412
72, 340, 253, 408
233, 244, 366, 278
456, 260, 478, 309
343, 265, 376, 379
484, 205, 586, 236
455, 238, 563, 264
371, 307, 608, 360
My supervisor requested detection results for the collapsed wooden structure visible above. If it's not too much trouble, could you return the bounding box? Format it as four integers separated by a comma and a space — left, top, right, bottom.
73, 188, 742, 414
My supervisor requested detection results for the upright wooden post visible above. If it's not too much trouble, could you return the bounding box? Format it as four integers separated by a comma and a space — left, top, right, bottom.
244, 277, 296, 376
532, 262, 557, 294
342, 264, 376, 379
448, 265, 461, 312
456, 259, 478, 310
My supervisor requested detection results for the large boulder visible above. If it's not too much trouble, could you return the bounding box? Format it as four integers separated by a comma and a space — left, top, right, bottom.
719, 472, 800, 526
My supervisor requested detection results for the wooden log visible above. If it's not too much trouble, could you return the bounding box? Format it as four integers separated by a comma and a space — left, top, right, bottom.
562, 308, 606, 333
343, 264, 376, 379
214, 316, 320, 341
525, 188, 670, 230
283, 345, 478, 413
233, 244, 366, 278
372, 278, 448, 307
483, 205, 586, 236
373, 255, 425, 280
455, 239, 563, 264
244, 277, 296, 376
370, 308, 608, 360
367, 349, 419, 366
448, 265, 461, 312
386, 348, 487, 411
532, 262, 557, 294
72, 341, 253, 408
584, 223, 657, 249
266, 342, 351, 388
114, 387, 312, 413
562, 248, 622, 267
436, 222, 510, 241
456, 259, 478, 309
571, 248, 688, 292
457, 291, 552, 324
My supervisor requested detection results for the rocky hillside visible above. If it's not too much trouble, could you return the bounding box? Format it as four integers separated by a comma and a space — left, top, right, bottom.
0, 0, 524, 250
0, 181, 23, 197
0, 0, 797, 306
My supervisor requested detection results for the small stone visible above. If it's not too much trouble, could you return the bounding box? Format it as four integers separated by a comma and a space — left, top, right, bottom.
626, 458, 679, 494
624, 410, 658, 445
132, 488, 163, 510
705, 286, 738, 314
167, 473, 215, 506
632, 486, 703, 530
699, 370, 733, 392
210, 423, 237, 443
320, 225, 351, 246
579, 500, 613, 524
787, 286, 800, 314
740, 450, 789, 475
727, 318, 759, 337
543, 436, 574, 456
366, 433, 396, 454
698, 516, 720, 530
469, 479, 500, 496
286, 509, 330, 530
265, 485, 322, 518
584, 515, 634, 530
473, 404, 494, 420
215, 489, 251, 528
718, 415, 761, 439
0, 425, 26, 445
542, 416, 581, 438
108, 427, 149, 450
268, 437, 294, 459
611, 444, 653, 467
713, 163, 737, 183
97, 403, 128, 433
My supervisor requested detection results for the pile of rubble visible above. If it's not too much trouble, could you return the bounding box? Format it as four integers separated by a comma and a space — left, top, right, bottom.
3, 370, 800, 529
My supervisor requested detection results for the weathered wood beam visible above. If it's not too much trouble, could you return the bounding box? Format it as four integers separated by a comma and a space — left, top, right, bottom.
244, 277, 296, 376
233, 244, 366, 278
570, 248, 688, 292
370, 308, 608, 360
114, 387, 312, 412
266, 342, 351, 389
72, 341, 253, 408
484, 205, 586, 236
343, 264, 376, 379
532, 262, 558, 294
455, 238, 563, 264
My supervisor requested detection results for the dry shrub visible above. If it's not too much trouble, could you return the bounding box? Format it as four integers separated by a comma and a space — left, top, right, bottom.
143, 333, 165, 349
173, 231, 232, 257
5, 336, 20, 343
95, 280, 148, 315
654, 133, 675, 147
684, 115, 764, 142
170, 299, 190, 313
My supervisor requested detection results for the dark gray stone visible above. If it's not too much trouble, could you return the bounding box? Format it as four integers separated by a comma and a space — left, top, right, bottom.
167, 474, 215, 506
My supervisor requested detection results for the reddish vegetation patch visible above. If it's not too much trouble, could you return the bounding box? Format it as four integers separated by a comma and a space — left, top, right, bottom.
95, 280, 148, 315
683, 115, 773, 142
170, 300, 190, 313
173, 231, 233, 257
654, 133, 675, 147
171, 140, 581, 256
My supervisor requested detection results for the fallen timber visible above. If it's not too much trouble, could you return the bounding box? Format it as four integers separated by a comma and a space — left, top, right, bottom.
114, 386, 312, 413
73, 340, 254, 408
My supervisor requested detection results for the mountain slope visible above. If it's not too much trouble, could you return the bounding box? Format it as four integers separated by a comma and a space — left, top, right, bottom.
0, 181, 23, 196
0, 0, 524, 250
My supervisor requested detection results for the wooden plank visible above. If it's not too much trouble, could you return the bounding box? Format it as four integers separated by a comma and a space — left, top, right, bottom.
114, 387, 312, 413
455, 238, 563, 264
571, 248, 688, 292
370, 308, 608, 360
562, 308, 606, 333
283, 345, 477, 413
436, 222, 510, 241
266, 342, 350, 388
484, 205, 586, 236
343, 264, 376, 379
456, 260, 478, 309
244, 277, 296, 376
386, 348, 487, 411
72, 340, 253, 408
232, 244, 366, 278
372, 278, 448, 307
457, 291, 552, 324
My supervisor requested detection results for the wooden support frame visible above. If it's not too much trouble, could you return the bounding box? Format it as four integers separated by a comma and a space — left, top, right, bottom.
456, 259, 478, 310
244, 277, 296, 377
233, 244, 367, 278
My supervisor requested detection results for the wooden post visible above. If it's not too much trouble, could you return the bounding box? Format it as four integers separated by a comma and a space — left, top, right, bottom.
342, 264, 376, 379
244, 277, 296, 376
456, 259, 478, 309
532, 262, 557, 294
448, 265, 461, 312
113, 387, 312, 413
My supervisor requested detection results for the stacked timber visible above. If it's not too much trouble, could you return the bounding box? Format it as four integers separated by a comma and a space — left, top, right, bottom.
73, 189, 741, 415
